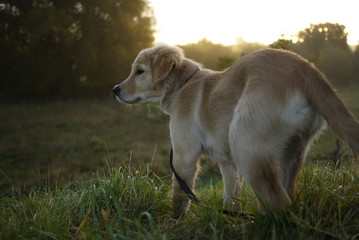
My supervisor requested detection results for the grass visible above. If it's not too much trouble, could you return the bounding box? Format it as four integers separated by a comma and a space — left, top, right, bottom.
0, 164, 170, 239
0, 161, 358, 239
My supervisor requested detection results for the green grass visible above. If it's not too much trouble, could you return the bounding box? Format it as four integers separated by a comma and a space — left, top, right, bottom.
1, 161, 358, 239
0, 164, 170, 239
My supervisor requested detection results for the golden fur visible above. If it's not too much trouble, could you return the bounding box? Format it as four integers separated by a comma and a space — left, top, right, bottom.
113, 44, 359, 216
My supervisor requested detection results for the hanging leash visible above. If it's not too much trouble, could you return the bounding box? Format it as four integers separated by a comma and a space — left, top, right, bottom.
169, 147, 254, 218
169, 148, 202, 205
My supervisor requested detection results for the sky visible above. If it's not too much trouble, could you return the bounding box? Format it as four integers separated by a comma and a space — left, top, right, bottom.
148, 0, 359, 46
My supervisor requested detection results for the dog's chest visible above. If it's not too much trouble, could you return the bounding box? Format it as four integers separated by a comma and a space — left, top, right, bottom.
194, 111, 232, 162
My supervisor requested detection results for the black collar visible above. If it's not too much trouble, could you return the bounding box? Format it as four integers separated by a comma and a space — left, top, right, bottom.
183, 68, 200, 86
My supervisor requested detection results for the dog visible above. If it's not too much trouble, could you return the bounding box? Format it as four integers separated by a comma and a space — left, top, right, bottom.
113, 44, 359, 216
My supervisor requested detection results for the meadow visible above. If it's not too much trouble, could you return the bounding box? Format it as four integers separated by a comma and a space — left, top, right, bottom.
0, 83, 358, 239
0, 98, 171, 193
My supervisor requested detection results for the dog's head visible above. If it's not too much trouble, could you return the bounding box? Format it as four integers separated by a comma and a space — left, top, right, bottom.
113, 44, 184, 104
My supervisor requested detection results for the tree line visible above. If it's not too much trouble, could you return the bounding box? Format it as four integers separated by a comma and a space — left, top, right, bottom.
0, 0, 154, 100
183, 23, 359, 86
271, 23, 359, 85
1, 1, 358, 101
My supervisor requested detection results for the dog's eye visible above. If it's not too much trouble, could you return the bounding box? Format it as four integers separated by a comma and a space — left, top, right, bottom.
135, 69, 144, 76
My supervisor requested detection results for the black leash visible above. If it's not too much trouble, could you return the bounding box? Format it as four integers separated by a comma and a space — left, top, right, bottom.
169, 147, 254, 218
169, 148, 201, 205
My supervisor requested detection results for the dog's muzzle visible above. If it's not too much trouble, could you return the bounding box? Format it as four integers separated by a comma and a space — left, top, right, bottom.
113, 84, 141, 104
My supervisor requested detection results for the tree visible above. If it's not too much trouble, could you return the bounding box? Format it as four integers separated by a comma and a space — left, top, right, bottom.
180, 39, 235, 70
72, 0, 155, 92
180, 38, 265, 70
269, 38, 294, 50
233, 37, 266, 56
297, 23, 349, 56
269, 34, 294, 51
270, 23, 355, 85
295, 23, 353, 85
217, 56, 236, 70
0, 0, 155, 100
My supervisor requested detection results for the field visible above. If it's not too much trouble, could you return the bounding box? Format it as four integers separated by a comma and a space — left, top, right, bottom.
0, 98, 171, 193
0, 83, 359, 239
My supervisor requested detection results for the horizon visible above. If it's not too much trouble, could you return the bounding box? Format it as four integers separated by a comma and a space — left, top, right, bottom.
149, 0, 359, 46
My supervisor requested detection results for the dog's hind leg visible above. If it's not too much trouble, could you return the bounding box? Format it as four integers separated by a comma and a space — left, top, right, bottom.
281, 114, 325, 200
232, 151, 292, 212
280, 134, 306, 200
229, 93, 292, 212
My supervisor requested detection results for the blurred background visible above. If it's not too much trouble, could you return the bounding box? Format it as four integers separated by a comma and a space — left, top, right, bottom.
1, 0, 358, 194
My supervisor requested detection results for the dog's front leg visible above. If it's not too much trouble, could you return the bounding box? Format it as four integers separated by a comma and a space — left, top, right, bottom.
219, 161, 243, 210
171, 145, 200, 217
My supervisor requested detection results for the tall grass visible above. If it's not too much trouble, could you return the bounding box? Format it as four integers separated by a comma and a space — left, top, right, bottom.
0, 165, 170, 239
1, 161, 358, 239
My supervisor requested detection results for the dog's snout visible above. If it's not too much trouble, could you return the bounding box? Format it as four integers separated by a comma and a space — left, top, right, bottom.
113, 85, 121, 95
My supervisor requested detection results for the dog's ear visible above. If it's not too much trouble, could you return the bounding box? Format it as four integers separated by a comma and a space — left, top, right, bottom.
151, 45, 183, 83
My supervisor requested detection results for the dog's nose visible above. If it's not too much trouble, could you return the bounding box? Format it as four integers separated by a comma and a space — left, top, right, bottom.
113, 85, 121, 95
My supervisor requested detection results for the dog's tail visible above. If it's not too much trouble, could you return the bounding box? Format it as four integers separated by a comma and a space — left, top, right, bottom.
303, 66, 359, 158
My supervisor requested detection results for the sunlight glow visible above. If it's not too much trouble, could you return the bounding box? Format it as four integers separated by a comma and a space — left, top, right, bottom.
149, 0, 359, 46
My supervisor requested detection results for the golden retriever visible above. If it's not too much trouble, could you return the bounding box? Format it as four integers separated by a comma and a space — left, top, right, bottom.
113, 44, 359, 216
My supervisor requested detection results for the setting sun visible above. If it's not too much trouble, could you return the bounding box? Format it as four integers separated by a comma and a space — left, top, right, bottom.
149, 0, 359, 45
